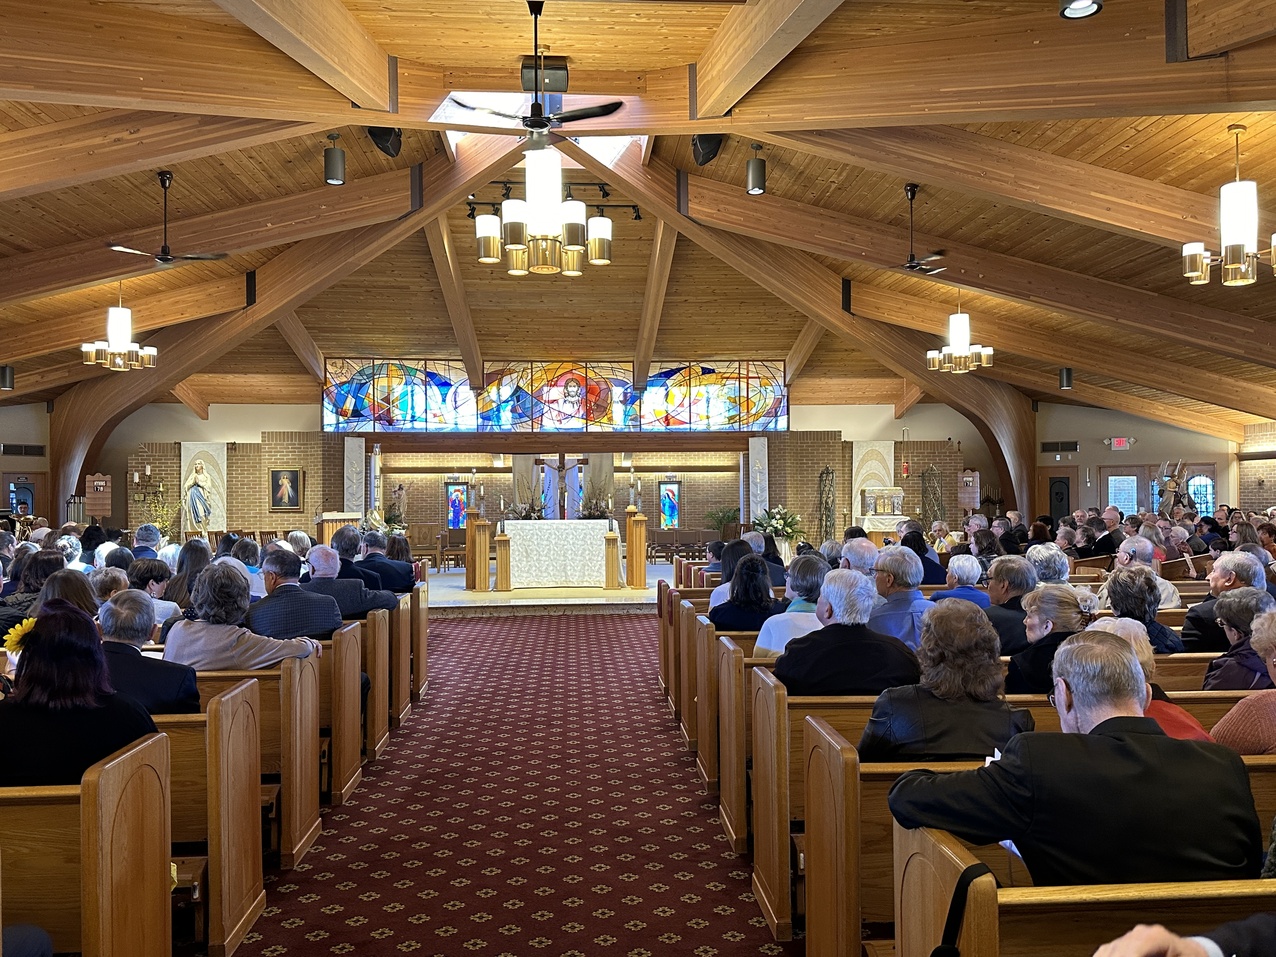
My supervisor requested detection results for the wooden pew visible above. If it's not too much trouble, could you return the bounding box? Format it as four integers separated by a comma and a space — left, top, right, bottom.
716, 636, 777, 855
894, 823, 1276, 957
657, 579, 673, 695
196, 657, 321, 869
350, 608, 391, 760
1154, 651, 1221, 691
317, 622, 363, 805
693, 616, 758, 794
677, 597, 711, 747
0, 734, 172, 957
667, 587, 714, 721
388, 592, 412, 728
155, 680, 266, 957
411, 580, 429, 700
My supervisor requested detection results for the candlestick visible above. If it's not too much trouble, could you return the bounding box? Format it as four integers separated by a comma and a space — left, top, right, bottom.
480, 482, 485, 498
145, 464, 151, 476
500, 495, 505, 512
133, 471, 139, 484
608, 494, 613, 510
637, 478, 642, 494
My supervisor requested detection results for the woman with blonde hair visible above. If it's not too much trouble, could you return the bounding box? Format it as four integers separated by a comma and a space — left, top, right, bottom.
1138, 522, 1168, 562
858, 599, 1033, 760
929, 521, 959, 553
1006, 583, 1100, 694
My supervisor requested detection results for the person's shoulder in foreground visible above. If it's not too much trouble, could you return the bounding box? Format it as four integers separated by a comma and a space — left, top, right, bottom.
1093, 913, 1276, 957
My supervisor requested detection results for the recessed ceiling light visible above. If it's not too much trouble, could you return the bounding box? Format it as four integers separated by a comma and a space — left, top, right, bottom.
1059, 0, 1102, 18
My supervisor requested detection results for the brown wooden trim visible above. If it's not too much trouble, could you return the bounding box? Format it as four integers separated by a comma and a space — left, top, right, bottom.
370, 433, 755, 454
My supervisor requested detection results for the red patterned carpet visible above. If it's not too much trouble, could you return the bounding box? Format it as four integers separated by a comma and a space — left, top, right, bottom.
238, 613, 803, 956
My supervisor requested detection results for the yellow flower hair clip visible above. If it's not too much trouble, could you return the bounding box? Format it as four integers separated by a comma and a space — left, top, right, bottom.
3, 618, 36, 655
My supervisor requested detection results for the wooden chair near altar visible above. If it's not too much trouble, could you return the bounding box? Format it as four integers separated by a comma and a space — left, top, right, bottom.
409, 522, 443, 570
440, 528, 466, 570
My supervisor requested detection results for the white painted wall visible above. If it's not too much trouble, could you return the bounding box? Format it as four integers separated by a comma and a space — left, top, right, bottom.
0, 404, 50, 469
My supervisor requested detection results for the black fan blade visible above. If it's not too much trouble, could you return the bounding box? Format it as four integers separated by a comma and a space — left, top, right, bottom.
448, 96, 524, 122
918, 249, 946, 263
923, 265, 947, 275
174, 252, 229, 261
108, 243, 153, 257
550, 101, 624, 124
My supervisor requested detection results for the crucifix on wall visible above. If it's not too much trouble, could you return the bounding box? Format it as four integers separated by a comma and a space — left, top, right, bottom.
533, 453, 589, 519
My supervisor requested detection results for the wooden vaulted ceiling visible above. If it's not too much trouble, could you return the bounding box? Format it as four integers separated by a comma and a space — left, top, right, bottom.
3, 0, 1276, 465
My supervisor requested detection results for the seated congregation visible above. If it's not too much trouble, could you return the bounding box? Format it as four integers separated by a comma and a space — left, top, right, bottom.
0, 517, 426, 956
678, 506, 1276, 954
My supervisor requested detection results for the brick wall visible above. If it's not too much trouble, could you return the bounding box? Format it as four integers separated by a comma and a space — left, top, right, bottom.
1239, 424, 1276, 512
894, 440, 964, 528
763, 431, 844, 544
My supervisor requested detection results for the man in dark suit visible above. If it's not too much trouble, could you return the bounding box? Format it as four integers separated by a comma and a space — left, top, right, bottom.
1095, 912, 1276, 957
359, 530, 416, 593
245, 549, 342, 639
330, 524, 384, 589
742, 530, 786, 587
98, 589, 200, 714
131, 522, 162, 560
301, 545, 398, 620
983, 555, 1037, 655
991, 518, 1022, 556
1181, 551, 1267, 653
1087, 515, 1119, 556
889, 633, 1262, 887
774, 568, 920, 695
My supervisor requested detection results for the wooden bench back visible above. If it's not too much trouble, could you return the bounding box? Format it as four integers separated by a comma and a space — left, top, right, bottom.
154, 679, 266, 956
1154, 652, 1221, 690
347, 608, 390, 759
692, 616, 758, 794
316, 622, 363, 805
196, 657, 321, 870
411, 580, 429, 700
0, 734, 172, 956
716, 636, 777, 855
895, 822, 1276, 957
388, 592, 412, 727
668, 592, 712, 720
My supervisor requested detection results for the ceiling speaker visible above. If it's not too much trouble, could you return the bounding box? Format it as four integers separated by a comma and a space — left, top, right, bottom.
691, 134, 724, 166
521, 55, 569, 93
367, 127, 402, 158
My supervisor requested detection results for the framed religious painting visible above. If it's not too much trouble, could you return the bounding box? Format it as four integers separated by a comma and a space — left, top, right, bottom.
269, 467, 304, 511
657, 481, 681, 529
445, 482, 469, 529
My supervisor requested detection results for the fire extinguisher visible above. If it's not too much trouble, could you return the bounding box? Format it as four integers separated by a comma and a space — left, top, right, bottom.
901, 461, 910, 478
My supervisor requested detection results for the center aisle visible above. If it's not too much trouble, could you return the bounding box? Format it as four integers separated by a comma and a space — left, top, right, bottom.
238, 613, 802, 956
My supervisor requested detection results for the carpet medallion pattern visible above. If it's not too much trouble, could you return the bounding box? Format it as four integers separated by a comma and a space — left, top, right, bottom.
238, 613, 803, 956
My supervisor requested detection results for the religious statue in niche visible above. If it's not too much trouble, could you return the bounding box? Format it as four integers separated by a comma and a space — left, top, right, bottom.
1155, 460, 1197, 518
183, 459, 218, 533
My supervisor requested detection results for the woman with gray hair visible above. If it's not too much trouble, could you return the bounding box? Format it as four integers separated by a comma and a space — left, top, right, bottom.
1211, 610, 1276, 753
163, 563, 322, 671
1053, 525, 1079, 558
755, 554, 830, 658
1026, 544, 1070, 585
1103, 566, 1183, 654
858, 598, 1032, 761
928, 554, 989, 608
1006, 583, 1100, 694
1202, 587, 1276, 691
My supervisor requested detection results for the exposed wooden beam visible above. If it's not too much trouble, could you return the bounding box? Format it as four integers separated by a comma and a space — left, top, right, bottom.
841, 282, 1276, 423
731, 0, 1276, 130
0, 111, 323, 203
2, 276, 249, 364
1187, 0, 1276, 57
641, 135, 657, 166
784, 319, 824, 386
422, 214, 484, 387
210, 0, 394, 109
895, 381, 924, 420
0, 166, 418, 306
49, 134, 526, 513
635, 220, 679, 389
274, 311, 325, 383
980, 365, 1244, 444
761, 126, 1259, 250
170, 381, 210, 420
553, 138, 1037, 510
684, 174, 1276, 381
0, 358, 111, 402
694, 0, 844, 118
789, 375, 904, 406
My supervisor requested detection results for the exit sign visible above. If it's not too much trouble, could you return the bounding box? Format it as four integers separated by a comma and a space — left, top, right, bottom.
1111, 437, 1131, 450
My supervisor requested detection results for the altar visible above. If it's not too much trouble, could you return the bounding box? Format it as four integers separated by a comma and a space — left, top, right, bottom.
504, 519, 611, 588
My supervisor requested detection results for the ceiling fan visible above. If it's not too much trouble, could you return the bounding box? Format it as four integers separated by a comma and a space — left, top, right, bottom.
108, 170, 230, 265
896, 182, 946, 275
448, 1, 624, 133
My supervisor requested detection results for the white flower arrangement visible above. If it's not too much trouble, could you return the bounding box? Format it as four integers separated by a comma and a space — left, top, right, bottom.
752, 505, 803, 540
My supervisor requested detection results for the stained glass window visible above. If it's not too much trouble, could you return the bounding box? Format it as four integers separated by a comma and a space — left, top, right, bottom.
322, 358, 788, 433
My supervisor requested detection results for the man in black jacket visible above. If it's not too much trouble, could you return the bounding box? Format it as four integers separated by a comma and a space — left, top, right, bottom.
889, 633, 1261, 887
99, 589, 200, 714
1181, 551, 1266, 653
359, 530, 416, 593
245, 549, 343, 639
983, 556, 1037, 655
302, 545, 398, 620
331, 524, 384, 589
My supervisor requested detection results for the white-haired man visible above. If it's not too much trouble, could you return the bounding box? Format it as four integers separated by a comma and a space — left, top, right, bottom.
773, 569, 919, 695
889, 632, 1261, 887
866, 545, 931, 651
741, 530, 786, 587
927, 554, 989, 608
1096, 536, 1181, 610
1181, 551, 1267, 653
840, 538, 886, 608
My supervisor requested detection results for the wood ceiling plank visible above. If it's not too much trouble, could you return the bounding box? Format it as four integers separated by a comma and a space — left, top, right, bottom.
210, 0, 394, 109
1186, 0, 1276, 57
683, 173, 1276, 372
0, 111, 324, 203
694, 0, 845, 118
790, 375, 904, 406
895, 381, 923, 419
635, 219, 678, 388
0, 358, 110, 402
733, 0, 1276, 129
0, 166, 418, 306
3, 276, 248, 363
762, 126, 1256, 250
422, 214, 484, 386
784, 319, 824, 385
274, 311, 325, 382
170, 380, 210, 420
554, 137, 1038, 511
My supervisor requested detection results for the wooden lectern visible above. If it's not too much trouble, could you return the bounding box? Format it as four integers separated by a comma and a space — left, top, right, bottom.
625, 506, 648, 589
464, 510, 492, 591
316, 512, 363, 545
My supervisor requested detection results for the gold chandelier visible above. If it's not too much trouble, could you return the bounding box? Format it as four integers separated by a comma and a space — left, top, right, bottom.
81, 283, 157, 371
1182, 124, 1272, 287
473, 141, 615, 276
926, 294, 993, 374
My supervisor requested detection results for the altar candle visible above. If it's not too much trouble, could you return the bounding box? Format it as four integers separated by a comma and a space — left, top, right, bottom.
500, 495, 505, 512
480, 483, 485, 498
637, 478, 642, 494
133, 471, 139, 484
145, 464, 151, 476
608, 495, 613, 510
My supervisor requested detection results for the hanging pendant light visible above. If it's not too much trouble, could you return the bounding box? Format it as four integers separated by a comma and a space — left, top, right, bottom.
561, 197, 587, 252
1183, 124, 1269, 287
501, 198, 528, 251
925, 292, 992, 373
746, 143, 766, 195
587, 210, 612, 265
0, 365, 13, 391
82, 281, 154, 371
506, 246, 530, 276
324, 132, 346, 186
475, 208, 502, 264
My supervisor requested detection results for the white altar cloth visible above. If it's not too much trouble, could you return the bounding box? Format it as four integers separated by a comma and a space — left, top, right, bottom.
505, 519, 610, 588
